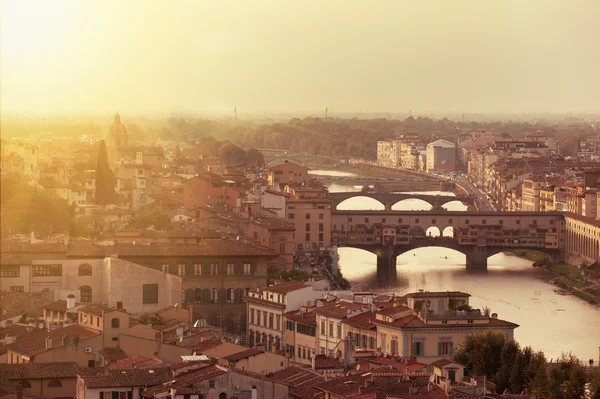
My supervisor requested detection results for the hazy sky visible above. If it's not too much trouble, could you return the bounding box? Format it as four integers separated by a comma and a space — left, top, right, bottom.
1, 0, 599, 116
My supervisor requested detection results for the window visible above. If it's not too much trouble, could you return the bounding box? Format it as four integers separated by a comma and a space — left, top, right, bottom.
319, 233, 324, 241
268, 313, 274, 329
305, 213, 310, 219
415, 218, 419, 223
161, 264, 169, 273
211, 288, 218, 303
1, 265, 20, 277
305, 233, 310, 241
19, 381, 32, 389
279, 243, 285, 253
10, 286, 24, 292
287, 320, 294, 331
482, 219, 486, 225
305, 223, 311, 231
499, 220, 503, 225
329, 322, 334, 337
32, 264, 62, 276
80, 286, 92, 303
438, 341, 454, 355
432, 218, 436, 223
211, 264, 220, 275
178, 264, 185, 276
227, 288, 235, 303
364, 218, 369, 223
337, 324, 342, 338
88, 360, 95, 368
320, 320, 325, 335
142, 284, 158, 304
244, 264, 252, 275
319, 223, 323, 232
78, 263, 92, 276
349, 217, 353, 222
289, 213, 295, 219
516, 220, 520, 225
465, 219, 469, 225
209, 380, 215, 389
319, 213, 324, 220
227, 264, 234, 275
398, 218, 403, 223
276, 315, 281, 330
111, 318, 120, 328
468, 319, 474, 324
413, 341, 423, 356
47, 379, 62, 388
250, 309, 255, 324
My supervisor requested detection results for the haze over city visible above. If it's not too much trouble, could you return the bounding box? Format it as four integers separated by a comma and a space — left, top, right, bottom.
1, 0, 599, 116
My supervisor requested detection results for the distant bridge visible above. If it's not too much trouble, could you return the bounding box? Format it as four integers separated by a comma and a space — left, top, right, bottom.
330, 210, 565, 275
329, 192, 475, 210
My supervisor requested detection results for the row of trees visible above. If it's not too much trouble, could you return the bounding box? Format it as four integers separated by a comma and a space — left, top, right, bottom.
455, 331, 600, 398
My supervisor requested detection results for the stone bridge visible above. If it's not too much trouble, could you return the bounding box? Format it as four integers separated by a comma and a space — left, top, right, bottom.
330, 210, 565, 275
329, 192, 475, 210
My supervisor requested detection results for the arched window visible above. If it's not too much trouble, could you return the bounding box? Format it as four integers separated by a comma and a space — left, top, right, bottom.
219, 393, 227, 399
78, 263, 92, 276
227, 288, 235, 303
194, 288, 202, 303
19, 381, 32, 388
111, 318, 120, 328
211, 288, 218, 303
80, 286, 92, 303
48, 379, 63, 388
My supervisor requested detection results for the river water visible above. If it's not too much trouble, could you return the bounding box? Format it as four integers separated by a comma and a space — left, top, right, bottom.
317, 170, 600, 362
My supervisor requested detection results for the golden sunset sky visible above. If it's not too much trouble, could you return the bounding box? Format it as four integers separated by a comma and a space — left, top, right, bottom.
1, 0, 599, 115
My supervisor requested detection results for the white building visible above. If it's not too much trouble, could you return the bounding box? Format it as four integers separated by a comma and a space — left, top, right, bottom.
426, 139, 456, 172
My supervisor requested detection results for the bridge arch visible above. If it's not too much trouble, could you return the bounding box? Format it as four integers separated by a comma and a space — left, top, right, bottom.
336, 196, 385, 210
391, 199, 432, 211
439, 200, 469, 211
425, 226, 441, 237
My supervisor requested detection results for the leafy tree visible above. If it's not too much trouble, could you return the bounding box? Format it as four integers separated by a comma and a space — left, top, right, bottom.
494, 340, 520, 393
280, 269, 313, 282
129, 211, 171, 230
454, 330, 506, 378
589, 370, 600, 399
244, 148, 265, 167
95, 140, 116, 205
218, 142, 246, 165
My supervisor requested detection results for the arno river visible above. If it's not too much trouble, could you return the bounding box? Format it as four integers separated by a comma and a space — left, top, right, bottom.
313, 170, 600, 362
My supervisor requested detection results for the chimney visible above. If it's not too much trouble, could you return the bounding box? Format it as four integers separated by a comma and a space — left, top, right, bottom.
67, 294, 76, 310
45, 336, 53, 350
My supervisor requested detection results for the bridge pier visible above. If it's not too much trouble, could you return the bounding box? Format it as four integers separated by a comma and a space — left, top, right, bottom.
466, 246, 488, 269
376, 245, 397, 278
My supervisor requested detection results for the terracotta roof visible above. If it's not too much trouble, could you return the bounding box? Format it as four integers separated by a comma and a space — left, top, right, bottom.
284, 310, 317, 325
374, 314, 519, 329
0, 362, 78, 380
264, 282, 310, 294
342, 311, 376, 330
100, 347, 128, 362
141, 365, 227, 397
79, 305, 125, 316
430, 358, 461, 368
0, 325, 30, 340
6, 324, 101, 357
81, 368, 172, 388
376, 304, 412, 316
270, 366, 325, 399
0, 242, 66, 253
404, 291, 471, 299
244, 295, 287, 308
313, 301, 369, 319
43, 300, 68, 312
67, 240, 276, 257
223, 348, 264, 362
313, 355, 343, 370
109, 355, 166, 370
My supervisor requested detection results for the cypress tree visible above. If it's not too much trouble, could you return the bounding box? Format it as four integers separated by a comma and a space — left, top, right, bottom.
95, 140, 116, 205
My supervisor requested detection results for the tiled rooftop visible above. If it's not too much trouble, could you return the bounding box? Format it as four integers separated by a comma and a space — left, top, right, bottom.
270, 366, 325, 399
0, 362, 78, 380
6, 324, 101, 356
80, 368, 172, 388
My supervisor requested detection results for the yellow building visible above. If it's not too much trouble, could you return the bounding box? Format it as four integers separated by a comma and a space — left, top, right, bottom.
374, 292, 518, 363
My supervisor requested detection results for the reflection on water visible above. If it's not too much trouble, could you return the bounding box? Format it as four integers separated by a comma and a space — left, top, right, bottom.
339, 247, 600, 360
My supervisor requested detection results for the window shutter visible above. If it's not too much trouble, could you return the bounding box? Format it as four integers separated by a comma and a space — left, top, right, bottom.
235, 263, 242, 274
412, 342, 417, 356
438, 342, 442, 355
127, 392, 133, 399
218, 288, 226, 304
202, 264, 210, 275
112, 392, 118, 399
99, 393, 104, 399
250, 264, 256, 275
203, 289, 211, 303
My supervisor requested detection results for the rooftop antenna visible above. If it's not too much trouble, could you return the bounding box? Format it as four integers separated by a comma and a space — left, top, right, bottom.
234, 106, 237, 120
325, 107, 328, 118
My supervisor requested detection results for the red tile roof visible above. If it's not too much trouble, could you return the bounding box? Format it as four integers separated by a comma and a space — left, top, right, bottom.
429, 358, 462, 368
313, 301, 369, 319
6, 324, 101, 357
79, 305, 126, 316
341, 311, 376, 330
0, 362, 78, 380
270, 366, 325, 399
223, 348, 264, 362
313, 355, 343, 370
108, 355, 166, 370
80, 368, 172, 388
43, 300, 68, 312
264, 282, 309, 294
141, 365, 227, 397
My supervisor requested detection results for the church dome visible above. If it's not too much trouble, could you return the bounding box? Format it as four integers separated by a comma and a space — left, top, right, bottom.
110, 112, 128, 136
